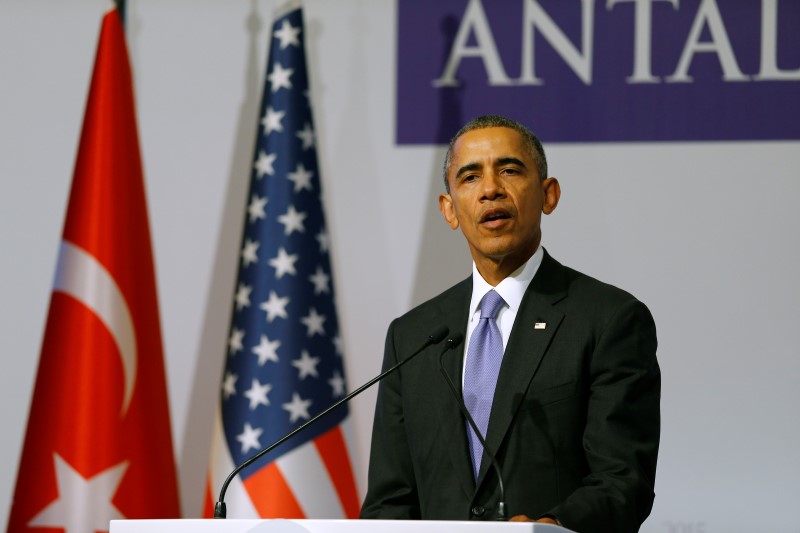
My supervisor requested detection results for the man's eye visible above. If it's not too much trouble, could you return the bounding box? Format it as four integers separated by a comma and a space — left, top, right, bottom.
463, 174, 478, 182
501, 167, 519, 175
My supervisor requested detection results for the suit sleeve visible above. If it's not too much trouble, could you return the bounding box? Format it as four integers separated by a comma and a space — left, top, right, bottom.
360, 319, 421, 519
549, 298, 661, 532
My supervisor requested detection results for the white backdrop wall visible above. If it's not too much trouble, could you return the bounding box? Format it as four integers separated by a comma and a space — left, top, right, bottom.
1, 1, 799, 532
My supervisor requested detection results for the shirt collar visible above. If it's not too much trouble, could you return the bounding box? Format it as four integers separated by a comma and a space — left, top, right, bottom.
469, 246, 544, 317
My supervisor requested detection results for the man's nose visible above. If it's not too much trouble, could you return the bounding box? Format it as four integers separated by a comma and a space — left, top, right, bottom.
482, 172, 505, 199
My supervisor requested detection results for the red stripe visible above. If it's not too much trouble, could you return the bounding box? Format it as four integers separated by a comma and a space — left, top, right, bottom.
314, 426, 361, 518
243, 462, 306, 518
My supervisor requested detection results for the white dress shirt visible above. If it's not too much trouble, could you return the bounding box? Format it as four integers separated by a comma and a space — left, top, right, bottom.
462, 246, 544, 382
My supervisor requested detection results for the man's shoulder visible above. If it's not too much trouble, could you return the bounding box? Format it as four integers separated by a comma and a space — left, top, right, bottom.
547, 255, 653, 330
562, 263, 640, 303
534, 250, 650, 313
391, 276, 472, 332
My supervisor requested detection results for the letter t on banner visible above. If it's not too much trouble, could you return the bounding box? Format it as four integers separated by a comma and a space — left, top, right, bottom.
204, 1, 360, 520
7, 7, 181, 533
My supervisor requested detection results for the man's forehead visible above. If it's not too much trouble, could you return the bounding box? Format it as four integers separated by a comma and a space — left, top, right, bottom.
452, 127, 529, 163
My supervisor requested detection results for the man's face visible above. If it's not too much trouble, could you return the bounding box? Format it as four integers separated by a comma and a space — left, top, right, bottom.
439, 127, 560, 275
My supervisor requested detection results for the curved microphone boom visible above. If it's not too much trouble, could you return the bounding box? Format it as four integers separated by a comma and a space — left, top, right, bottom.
213, 325, 450, 519
439, 334, 508, 521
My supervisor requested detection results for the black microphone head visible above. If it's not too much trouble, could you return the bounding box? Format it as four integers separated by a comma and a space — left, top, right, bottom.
428, 325, 449, 344
447, 332, 464, 349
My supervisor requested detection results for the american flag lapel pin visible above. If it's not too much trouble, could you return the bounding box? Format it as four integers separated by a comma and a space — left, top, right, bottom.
534, 322, 547, 330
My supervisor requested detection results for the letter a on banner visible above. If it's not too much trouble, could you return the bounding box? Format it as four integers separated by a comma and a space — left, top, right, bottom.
7, 7, 181, 533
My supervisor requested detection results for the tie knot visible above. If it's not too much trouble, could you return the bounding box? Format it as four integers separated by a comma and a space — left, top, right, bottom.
479, 290, 505, 319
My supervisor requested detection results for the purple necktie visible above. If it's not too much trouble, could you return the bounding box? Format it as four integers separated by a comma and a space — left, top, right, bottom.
463, 289, 505, 479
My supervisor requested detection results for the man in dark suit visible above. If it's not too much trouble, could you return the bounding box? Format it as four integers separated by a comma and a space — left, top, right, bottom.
360, 115, 660, 532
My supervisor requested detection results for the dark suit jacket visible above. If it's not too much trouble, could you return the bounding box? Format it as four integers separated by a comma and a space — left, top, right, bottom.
360, 250, 660, 532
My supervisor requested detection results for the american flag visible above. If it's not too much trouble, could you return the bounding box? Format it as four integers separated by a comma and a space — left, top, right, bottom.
205, 3, 360, 519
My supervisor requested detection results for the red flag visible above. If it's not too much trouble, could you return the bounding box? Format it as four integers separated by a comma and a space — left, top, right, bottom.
7, 9, 180, 533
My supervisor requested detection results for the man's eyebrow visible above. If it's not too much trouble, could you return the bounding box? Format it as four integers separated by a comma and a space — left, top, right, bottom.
496, 157, 527, 168
455, 162, 481, 178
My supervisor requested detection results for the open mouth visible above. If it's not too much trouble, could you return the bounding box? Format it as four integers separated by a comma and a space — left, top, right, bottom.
480, 207, 512, 224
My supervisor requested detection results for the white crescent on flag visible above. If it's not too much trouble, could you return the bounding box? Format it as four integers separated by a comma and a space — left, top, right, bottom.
52, 240, 138, 415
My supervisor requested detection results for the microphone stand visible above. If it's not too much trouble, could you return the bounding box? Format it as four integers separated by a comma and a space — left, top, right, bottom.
439, 335, 508, 521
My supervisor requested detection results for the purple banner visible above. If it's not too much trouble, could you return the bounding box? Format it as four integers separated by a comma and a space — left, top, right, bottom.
397, 0, 800, 143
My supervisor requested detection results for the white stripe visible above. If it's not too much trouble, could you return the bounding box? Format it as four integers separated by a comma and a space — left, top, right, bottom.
53, 240, 137, 415
276, 439, 345, 518
208, 407, 259, 518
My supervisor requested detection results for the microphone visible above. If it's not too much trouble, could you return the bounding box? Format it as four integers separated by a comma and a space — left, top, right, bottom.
438, 333, 509, 521
214, 325, 450, 519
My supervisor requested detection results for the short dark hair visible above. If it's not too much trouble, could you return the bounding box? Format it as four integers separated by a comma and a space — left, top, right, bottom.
442, 115, 548, 193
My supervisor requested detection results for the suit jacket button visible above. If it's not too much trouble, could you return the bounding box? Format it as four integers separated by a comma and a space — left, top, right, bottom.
471, 505, 485, 517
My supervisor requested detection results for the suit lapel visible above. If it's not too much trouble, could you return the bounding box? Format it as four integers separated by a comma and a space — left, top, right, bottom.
476, 251, 568, 486
431, 277, 476, 499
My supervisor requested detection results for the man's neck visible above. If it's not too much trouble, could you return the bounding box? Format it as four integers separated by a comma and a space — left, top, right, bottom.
475, 249, 537, 286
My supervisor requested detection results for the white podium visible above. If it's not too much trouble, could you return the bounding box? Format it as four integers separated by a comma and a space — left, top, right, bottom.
110, 519, 573, 533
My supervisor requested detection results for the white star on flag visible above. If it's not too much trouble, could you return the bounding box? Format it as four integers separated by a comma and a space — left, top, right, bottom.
237, 422, 264, 454
316, 229, 329, 252
259, 290, 290, 322
292, 350, 321, 379
247, 194, 268, 223
282, 392, 312, 423
277, 205, 307, 235
222, 372, 238, 399
228, 327, 245, 355
244, 378, 273, 410
333, 335, 343, 356
235, 283, 253, 311
252, 334, 281, 365
309, 266, 331, 295
261, 106, 285, 135
328, 370, 346, 398
273, 19, 301, 49
28, 455, 127, 533
268, 62, 294, 92
287, 163, 314, 193
300, 307, 326, 337
241, 238, 260, 267
296, 123, 315, 150
254, 150, 277, 178
269, 247, 299, 278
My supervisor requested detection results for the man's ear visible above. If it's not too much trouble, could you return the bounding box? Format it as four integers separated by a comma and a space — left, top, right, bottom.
439, 193, 460, 230
542, 177, 561, 215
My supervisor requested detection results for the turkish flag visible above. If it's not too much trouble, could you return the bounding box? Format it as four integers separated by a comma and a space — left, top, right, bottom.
7, 8, 181, 533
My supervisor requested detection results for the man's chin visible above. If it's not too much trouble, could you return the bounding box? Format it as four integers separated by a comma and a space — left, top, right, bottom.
469, 240, 539, 266
473, 247, 525, 265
